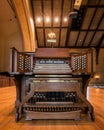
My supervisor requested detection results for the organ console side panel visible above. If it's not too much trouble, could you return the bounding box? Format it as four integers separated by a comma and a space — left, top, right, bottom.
10, 47, 34, 74
9, 47, 95, 122
10, 48, 18, 73
71, 50, 93, 74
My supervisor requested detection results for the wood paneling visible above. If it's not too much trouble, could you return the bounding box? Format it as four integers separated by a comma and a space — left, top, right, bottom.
35, 48, 70, 58
12, 0, 36, 51
0, 76, 15, 87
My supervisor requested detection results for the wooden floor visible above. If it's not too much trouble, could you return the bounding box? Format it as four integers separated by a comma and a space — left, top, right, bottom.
0, 86, 104, 130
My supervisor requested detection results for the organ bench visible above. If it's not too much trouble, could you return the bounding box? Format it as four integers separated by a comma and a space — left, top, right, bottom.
10, 47, 95, 122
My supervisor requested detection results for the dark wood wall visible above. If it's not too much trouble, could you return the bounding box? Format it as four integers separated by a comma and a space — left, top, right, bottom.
35, 48, 70, 58
0, 76, 15, 87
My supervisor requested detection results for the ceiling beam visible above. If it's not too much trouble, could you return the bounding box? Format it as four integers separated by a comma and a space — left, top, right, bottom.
38, 46, 103, 48
58, 0, 64, 47
65, 0, 73, 47
35, 28, 39, 47
75, 31, 80, 47
31, 1, 39, 48
51, 0, 53, 28
35, 26, 104, 31
87, 5, 104, 8
41, 0, 46, 47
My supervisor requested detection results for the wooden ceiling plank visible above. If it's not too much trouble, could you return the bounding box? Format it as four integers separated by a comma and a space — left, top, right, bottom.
87, 5, 104, 8
88, 11, 104, 47
96, 33, 104, 47
81, 0, 101, 47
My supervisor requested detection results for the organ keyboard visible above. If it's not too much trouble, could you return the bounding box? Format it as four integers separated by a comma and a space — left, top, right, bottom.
10, 47, 95, 122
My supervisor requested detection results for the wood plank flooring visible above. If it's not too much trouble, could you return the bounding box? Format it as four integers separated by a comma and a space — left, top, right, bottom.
0, 86, 104, 130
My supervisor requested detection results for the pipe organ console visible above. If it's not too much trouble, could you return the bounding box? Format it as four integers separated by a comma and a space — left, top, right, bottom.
10, 47, 95, 122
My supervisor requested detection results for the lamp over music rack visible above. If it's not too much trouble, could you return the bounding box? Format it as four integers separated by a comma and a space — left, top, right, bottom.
47, 31, 56, 47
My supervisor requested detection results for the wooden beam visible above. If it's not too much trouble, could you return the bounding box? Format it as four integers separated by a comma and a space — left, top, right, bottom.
31, 1, 39, 48
51, 0, 53, 28
35, 26, 104, 32
81, 4, 104, 8
65, 0, 73, 47
35, 28, 39, 47
58, 0, 64, 47
12, 0, 36, 51
96, 33, 104, 47
41, 0, 46, 47
75, 31, 80, 47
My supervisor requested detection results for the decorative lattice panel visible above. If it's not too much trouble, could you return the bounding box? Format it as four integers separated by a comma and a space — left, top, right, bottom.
71, 54, 88, 73
17, 53, 32, 72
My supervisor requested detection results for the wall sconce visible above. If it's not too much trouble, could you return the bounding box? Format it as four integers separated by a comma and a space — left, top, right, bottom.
94, 75, 100, 79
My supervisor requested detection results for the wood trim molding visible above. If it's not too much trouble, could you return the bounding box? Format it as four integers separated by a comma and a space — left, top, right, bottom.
12, 0, 36, 52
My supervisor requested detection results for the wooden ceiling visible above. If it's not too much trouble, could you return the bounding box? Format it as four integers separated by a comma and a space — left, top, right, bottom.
31, 0, 104, 48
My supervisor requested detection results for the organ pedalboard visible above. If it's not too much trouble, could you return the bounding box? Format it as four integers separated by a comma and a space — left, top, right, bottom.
10, 47, 95, 122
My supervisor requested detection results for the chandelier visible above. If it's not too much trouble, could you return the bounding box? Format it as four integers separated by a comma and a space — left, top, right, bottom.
47, 32, 56, 43
48, 32, 56, 39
